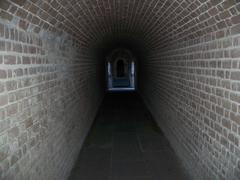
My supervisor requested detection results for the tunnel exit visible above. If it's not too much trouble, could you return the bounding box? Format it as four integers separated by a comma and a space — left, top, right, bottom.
106, 48, 136, 91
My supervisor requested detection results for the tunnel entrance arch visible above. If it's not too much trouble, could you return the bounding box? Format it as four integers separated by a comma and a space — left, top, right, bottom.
106, 48, 136, 91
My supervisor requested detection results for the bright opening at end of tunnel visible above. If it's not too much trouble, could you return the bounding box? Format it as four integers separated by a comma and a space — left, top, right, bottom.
106, 48, 136, 92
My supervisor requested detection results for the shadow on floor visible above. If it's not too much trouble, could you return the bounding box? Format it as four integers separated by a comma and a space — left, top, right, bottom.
69, 92, 189, 180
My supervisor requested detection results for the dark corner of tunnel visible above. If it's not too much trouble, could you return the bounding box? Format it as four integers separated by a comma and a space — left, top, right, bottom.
90, 34, 151, 64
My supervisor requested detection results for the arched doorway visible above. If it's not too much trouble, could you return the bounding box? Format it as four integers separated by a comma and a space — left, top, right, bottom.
106, 48, 136, 91
116, 59, 125, 77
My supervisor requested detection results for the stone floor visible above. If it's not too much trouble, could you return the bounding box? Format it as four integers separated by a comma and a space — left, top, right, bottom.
69, 92, 189, 180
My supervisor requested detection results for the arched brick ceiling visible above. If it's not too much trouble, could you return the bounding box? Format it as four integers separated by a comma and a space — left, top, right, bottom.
1, 0, 239, 51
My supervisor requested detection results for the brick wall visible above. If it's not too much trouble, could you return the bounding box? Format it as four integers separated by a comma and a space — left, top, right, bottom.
0, 0, 240, 180
0, 1, 105, 179
139, 1, 240, 180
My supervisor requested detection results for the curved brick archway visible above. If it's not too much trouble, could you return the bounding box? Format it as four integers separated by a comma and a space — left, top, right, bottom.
0, 0, 240, 180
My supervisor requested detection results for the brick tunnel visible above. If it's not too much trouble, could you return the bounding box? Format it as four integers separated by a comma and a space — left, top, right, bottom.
0, 0, 240, 180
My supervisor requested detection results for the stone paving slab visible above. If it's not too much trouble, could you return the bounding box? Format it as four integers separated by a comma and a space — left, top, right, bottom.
69, 92, 189, 180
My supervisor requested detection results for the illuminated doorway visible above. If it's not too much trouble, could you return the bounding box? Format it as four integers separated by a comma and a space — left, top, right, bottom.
106, 49, 136, 91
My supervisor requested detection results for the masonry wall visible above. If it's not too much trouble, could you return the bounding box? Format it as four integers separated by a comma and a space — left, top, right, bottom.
0, 13, 104, 180
139, 2, 240, 180
1, 0, 240, 180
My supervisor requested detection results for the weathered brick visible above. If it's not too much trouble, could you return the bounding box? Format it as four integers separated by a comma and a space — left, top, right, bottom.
230, 93, 240, 103
217, 21, 227, 30
31, 16, 40, 25
0, 82, 5, 93
228, 133, 238, 146
0, 11, 13, 21
0, 146, 9, 161
220, 136, 229, 148
230, 112, 240, 125
220, 11, 231, 19
18, 20, 29, 31
231, 24, 240, 35
6, 81, 17, 91
231, 14, 240, 25
231, 49, 240, 58
231, 71, 240, 81
0, 134, 7, 148
24, 117, 33, 128
22, 56, 31, 64
16, 8, 28, 19
0, 120, 9, 134
209, 7, 218, 16
11, 0, 27, 6
0, 95, 8, 107
222, 118, 231, 130
0, 1, 238, 180
222, 0, 236, 9
216, 30, 225, 39
10, 153, 18, 166
0, 1, 11, 11
9, 5, 17, 14
28, 4, 39, 14
6, 103, 18, 116
18, 132, 27, 146
7, 70, 12, 78
13, 68, 23, 77
8, 126, 19, 139
0, 41, 5, 51
0, 24, 4, 37
13, 44, 22, 53
0, 70, 7, 79
4, 55, 16, 64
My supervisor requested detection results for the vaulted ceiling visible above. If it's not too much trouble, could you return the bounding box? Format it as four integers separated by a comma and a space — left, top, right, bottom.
1, 0, 238, 51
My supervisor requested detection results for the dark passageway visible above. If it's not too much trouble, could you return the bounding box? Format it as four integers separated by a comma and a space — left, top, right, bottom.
69, 93, 188, 180
0, 1, 240, 180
